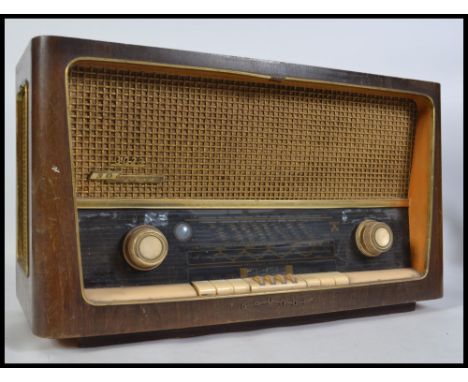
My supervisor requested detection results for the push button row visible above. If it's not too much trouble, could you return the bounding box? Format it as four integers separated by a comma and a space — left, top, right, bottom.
83, 268, 421, 305
192, 272, 350, 297
252, 273, 298, 285
246, 275, 307, 292
192, 279, 251, 296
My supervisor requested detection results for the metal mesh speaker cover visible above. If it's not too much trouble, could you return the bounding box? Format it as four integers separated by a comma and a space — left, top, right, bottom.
68, 65, 417, 200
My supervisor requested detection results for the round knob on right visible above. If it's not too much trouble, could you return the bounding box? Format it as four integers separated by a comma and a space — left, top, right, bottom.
355, 219, 393, 257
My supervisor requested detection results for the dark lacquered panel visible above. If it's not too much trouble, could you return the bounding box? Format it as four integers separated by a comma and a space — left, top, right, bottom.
78, 208, 410, 288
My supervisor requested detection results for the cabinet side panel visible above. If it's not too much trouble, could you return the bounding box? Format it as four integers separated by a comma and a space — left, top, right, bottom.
28, 37, 83, 337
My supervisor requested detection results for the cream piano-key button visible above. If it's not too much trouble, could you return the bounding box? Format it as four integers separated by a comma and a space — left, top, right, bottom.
192, 281, 217, 296
334, 273, 350, 286
296, 274, 321, 288
285, 273, 297, 283
263, 275, 276, 285
210, 280, 235, 296
228, 279, 251, 294
274, 274, 286, 284
289, 278, 307, 290
245, 278, 269, 293
298, 272, 348, 287
319, 276, 336, 287
245, 277, 306, 292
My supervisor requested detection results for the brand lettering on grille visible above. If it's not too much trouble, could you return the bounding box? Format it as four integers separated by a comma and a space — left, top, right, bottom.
89, 171, 165, 184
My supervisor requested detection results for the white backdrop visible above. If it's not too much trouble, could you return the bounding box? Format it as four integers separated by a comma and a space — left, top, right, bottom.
4, 18, 463, 363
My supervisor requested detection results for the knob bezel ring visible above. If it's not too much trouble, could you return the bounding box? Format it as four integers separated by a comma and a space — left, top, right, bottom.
123, 225, 169, 271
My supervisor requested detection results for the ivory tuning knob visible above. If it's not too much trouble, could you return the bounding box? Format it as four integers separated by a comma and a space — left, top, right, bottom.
123, 225, 168, 271
355, 220, 393, 257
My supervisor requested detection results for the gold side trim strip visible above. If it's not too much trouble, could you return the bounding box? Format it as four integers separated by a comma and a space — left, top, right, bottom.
83, 268, 421, 306
67, 56, 273, 80
76, 198, 409, 209
16, 82, 29, 277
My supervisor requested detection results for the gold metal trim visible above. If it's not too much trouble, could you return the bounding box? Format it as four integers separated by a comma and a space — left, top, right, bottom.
67, 56, 273, 81
63, 56, 436, 306
76, 198, 410, 209
423, 98, 436, 279
16, 82, 29, 277
65, 66, 88, 306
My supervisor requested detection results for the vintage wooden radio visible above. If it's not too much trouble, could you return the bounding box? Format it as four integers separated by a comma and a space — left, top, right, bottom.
16, 36, 442, 340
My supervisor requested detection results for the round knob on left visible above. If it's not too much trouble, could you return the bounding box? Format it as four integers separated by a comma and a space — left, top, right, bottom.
123, 225, 168, 271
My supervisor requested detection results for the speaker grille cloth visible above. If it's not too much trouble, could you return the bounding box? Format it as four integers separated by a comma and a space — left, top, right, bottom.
68, 65, 417, 200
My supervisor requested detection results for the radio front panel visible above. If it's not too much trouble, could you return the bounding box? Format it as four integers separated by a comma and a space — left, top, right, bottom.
64, 59, 433, 305
79, 207, 410, 288
16, 36, 441, 339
